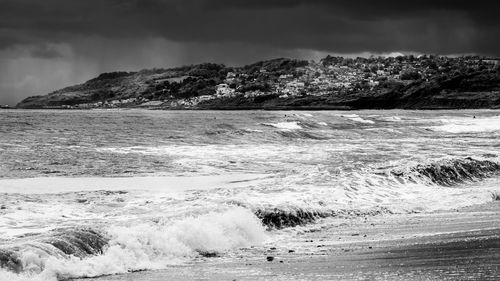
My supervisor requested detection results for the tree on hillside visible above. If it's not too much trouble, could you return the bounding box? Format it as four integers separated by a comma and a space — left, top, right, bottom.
400, 70, 421, 80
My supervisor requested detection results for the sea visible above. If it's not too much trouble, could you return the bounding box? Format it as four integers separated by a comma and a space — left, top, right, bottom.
0, 109, 499, 280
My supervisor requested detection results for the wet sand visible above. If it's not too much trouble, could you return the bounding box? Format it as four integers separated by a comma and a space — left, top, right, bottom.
75, 202, 500, 281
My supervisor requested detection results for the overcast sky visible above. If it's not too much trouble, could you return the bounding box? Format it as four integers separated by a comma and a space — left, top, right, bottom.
1, 0, 499, 105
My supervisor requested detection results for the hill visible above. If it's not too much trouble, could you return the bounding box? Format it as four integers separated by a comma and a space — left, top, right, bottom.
16, 56, 500, 110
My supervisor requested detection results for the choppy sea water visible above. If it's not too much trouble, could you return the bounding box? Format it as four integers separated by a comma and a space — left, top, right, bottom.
0, 109, 500, 280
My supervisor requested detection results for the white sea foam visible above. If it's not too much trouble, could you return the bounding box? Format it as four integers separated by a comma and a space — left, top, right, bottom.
429, 116, 500, 133
339, 114, 375, 124
242, 128, 263, 133
261, 122, 302, 130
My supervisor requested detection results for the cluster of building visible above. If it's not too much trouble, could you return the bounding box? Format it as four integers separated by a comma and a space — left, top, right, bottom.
52, 55, 500, 109
66, 98, 141, 109
209, 55, 499, 101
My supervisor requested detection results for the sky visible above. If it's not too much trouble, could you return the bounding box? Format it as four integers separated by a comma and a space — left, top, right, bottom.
1, 0, 500, 106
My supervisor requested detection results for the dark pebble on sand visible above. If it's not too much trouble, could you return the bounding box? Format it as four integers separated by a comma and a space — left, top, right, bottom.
76, 199, 87, 203
288, 250, 295, 253
266, 256, 274, 262
0, 205, 6, 210
270, 247, 276, 250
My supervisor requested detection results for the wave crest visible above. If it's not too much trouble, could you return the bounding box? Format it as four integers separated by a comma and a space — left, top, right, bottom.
255, 208, 328, 229
393, 157, 500, 186
255, 207, 392, 229
45, 228, 108, 257
0, 228, 108, 274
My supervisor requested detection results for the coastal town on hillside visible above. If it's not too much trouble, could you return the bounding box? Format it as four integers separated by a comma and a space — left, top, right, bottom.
16, 55, 500, 109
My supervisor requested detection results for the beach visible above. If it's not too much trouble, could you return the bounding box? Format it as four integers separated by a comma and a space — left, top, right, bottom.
1, 109, 500, 281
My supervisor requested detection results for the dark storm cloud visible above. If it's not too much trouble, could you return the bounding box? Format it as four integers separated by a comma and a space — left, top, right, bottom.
1, 0, 500, 106
1, 0, 499, 55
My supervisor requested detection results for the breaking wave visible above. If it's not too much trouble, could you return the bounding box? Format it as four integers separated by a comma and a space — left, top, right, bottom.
255, 208, 326, 229
392, 157, 500, 186
0, 203, 404, 280
254, 207, 392, 229
0, 207, 266, 281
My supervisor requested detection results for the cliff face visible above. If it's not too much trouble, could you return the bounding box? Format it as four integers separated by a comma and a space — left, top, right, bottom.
16, 56, 500, 110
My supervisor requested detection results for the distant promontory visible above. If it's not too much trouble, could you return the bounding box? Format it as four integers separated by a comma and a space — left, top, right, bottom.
16, 55, 500, 110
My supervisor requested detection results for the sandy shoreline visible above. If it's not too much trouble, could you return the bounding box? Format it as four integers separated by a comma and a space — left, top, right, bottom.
73, 201, 500, 281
